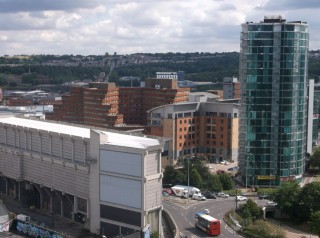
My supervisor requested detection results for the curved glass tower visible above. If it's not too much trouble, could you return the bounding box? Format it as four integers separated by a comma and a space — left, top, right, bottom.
239, 16, 309, 186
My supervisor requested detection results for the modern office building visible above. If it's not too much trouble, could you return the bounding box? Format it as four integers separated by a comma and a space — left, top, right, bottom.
223, 77, 240, 100
0, 115, 164, 237
312, 83, 320, 146
147, 99, 239, 166
239, 16, 309, 186
46, 78, 189, 127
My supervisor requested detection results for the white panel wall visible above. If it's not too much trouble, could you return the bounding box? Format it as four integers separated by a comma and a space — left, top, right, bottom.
74, 141, 85, 163
41, 134, 51, 155
19, 131, 26, 149
51, 136, 61, 157
6, 128, 15, 146
0, 127, 5, 144
100, 150, 142, 177
100, 174, 141, 209
145, 152, 159, 176
62, 138, 73, 160
31, 132, 40, 152
145, 178, 161, 210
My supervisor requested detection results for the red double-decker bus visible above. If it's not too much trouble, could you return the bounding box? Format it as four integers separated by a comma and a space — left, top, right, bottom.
195, 212, 221, 236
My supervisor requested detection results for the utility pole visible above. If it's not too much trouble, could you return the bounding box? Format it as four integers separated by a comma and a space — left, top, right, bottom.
187, 155, 194, 203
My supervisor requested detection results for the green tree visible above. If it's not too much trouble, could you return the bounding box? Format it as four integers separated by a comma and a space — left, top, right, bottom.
162, 166, 184, 185
310, 146, 320, 168
238, 199, 263, 222
299, 182, 320, 220
310, 210, 320, 237
273, 181, 301, 222
190, 167, 203, 188
206, 174, 223, 192
218, 173, 233, 190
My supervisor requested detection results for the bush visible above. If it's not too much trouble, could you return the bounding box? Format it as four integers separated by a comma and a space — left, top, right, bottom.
241, 220, 286, 238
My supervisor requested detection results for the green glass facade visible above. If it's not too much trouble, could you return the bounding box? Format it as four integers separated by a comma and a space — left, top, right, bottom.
239, 16, 309, 186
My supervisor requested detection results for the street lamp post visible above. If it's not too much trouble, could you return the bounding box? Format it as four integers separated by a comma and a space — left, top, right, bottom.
246, 156, 249, 189
187, 155, 194, 203
187, 157, 190, 203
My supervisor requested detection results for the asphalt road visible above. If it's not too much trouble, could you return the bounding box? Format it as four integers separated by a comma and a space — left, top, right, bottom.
163, 195, 273, 238
163, 196, 243, 238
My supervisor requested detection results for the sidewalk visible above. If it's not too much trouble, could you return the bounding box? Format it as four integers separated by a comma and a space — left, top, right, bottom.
0, 194, 93, 238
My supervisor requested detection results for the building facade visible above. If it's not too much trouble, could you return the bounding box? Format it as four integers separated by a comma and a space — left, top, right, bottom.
312, 83, 320, 146
147, 101, 239, 166
239, 16, 309, 186
223, 77, 240, 100
46, 78, 189, 127
0, 115, 163, 237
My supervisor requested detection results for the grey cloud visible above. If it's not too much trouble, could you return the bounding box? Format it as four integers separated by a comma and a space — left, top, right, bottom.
0, 0, 102, 13
216, 3, 236, 11
259, 0, 320, 10
0, 14, 55, 31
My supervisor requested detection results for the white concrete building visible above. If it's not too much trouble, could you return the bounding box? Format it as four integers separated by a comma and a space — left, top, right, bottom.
0, 115, 163, 237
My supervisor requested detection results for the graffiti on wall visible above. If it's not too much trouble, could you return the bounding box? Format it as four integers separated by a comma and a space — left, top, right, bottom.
16, 221, 71, 238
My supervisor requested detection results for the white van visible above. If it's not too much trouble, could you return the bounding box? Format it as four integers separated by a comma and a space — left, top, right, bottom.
192, 194, 206, 201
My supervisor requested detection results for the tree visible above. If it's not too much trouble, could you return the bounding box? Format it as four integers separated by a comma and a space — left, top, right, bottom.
162, 166, 184, 185
238, 199, 263, 222
218, 173, 233, 191
206, 174, 223, 192
299, 182, 320, 219
310, 211, 320, 237
310, 146, 320, 168
272, 181, 301, 222
190, 167, 203, 188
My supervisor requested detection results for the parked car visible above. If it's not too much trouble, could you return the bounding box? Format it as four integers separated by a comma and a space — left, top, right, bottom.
227, 166, 239, 171
236, 196, 247, 201
202, 191, 217, 199
220, 160, 231, 165
217, 192, 229, 198
162, 191, 169, 197
258, 194, 269, 199
192, 194, 206, 201
204, 209, 210, 214
267, 201, 277, 206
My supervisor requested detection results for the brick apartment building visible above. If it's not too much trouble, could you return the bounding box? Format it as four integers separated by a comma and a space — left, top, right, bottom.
147, 100, 239, 166
46, 78, 190, 127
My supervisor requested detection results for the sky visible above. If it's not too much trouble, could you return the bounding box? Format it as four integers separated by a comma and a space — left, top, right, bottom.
0, 0, 319, 56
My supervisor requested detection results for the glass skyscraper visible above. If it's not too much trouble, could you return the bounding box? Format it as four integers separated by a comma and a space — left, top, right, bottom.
239, 16, 309, 186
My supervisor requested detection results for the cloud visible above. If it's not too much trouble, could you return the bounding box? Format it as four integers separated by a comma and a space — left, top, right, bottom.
260, 0, 320, 10
0, 0, 319, 55
0, 0, 102, 13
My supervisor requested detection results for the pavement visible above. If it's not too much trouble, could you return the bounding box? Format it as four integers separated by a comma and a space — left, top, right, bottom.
0, 194, 94, 238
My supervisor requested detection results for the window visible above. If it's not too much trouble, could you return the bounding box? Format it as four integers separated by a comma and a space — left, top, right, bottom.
220, 142, 223, 146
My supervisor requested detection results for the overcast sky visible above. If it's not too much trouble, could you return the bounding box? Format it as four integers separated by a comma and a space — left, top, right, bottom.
0, 0, 319, 56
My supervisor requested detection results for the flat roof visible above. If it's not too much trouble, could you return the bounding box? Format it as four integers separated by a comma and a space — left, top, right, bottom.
0, 116, 89, 138
100, 131, 160, 149
0, 116, 160, 149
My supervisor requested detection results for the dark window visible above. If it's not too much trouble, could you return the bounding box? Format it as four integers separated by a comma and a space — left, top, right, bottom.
100, 205, 141, 227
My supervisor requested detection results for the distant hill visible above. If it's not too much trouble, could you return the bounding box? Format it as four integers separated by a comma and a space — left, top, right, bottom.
0, 51, 320, 89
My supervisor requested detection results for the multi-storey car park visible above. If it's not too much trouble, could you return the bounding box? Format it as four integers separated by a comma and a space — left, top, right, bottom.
0, 114, 164, 237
